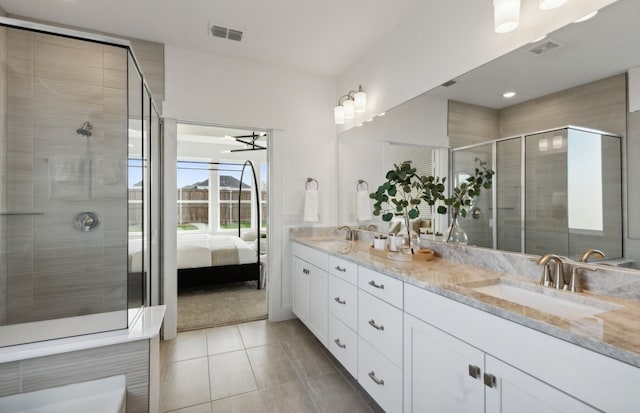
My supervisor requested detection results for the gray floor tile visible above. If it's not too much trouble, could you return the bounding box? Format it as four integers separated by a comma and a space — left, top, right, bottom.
272, 318, 315, 343
206, 325, 244, 355
246, 342, 298, 389
304, 371, 372, 413
166, 402, 212, 413
209, 350, 258, 400
259, 380, 318, 413
161, 357, 211, 412
281, 337, 337, 379
237, 319, 280, 348
211, 391, 264, 413
163, 329, 208, 362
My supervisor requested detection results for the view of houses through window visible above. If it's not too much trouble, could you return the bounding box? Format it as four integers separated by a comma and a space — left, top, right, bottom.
176, 124, 268, 234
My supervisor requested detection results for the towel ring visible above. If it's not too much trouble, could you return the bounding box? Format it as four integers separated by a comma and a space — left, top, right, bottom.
305, 177, 319, 190
356, 179, 369, 192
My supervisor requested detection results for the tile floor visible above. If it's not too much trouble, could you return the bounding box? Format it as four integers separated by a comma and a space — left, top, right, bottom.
160, 318, 384, 413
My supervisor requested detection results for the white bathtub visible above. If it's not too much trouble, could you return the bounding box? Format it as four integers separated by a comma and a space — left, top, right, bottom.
0, 375, 126, 413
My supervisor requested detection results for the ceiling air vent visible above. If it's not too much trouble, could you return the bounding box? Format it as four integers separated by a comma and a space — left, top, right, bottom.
209, 23, 243, 42
210, 25, 228, 39
442, 80, 457, 87
227, 29, 243, 42
528, 40, 563, 56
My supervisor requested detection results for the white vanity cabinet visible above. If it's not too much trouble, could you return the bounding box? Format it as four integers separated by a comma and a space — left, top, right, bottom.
404, 313, 597, 413
328, 256, 359, 377
292, 243, 329, 345
404, 283, 640, 413
358, 267, 404, 413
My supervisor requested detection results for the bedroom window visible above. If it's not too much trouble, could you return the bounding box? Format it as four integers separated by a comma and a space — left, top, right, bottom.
177, 160, 210, 231
219, 167, 252, 230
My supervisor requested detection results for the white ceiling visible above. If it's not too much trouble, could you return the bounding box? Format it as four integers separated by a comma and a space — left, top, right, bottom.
428, 0, 640, 109
0, 0, 426, 77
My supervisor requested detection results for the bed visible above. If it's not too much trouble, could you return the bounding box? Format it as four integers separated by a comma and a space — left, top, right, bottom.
175, 233, 261, 289
128, 233, 261, 289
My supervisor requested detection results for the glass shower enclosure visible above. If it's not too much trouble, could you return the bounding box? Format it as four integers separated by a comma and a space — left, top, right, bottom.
451, 126, 622, 261
0, 19, 160, 346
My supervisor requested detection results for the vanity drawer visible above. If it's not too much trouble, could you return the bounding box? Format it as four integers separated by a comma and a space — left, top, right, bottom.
358, 266, 403, 308
328, 314, 358, 378
329, 255, 358, 284
292, 242, 328, 271
329, 275, 358, 330
358, 290, 403, 367
358, 336, 402, 413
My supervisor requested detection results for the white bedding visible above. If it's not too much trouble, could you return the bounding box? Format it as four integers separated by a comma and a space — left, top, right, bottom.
128, 234, 257, 272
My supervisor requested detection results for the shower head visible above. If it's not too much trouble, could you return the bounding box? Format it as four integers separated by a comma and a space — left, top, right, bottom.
76, 121, 93, 137
474, 157, 488, 167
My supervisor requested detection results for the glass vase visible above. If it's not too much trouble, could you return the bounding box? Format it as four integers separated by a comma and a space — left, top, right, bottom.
445, 216, 468, 245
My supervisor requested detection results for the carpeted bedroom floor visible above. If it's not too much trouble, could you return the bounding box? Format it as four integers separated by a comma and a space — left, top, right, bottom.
178, 281, 267, 332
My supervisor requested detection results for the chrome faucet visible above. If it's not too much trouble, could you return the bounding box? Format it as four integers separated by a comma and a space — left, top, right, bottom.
364, 224, 378, 232
537, 254, 566, 289
338, 225, 355, 241
581, 249, 605, 263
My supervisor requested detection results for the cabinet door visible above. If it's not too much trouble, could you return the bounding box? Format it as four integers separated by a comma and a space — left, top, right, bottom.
292, 257, 311, 325
309, 264, 328, 346
485, 355, 598, 413
404, 313, 484, 413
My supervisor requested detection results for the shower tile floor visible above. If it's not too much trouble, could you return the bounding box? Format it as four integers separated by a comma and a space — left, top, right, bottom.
160, 318, 384, 413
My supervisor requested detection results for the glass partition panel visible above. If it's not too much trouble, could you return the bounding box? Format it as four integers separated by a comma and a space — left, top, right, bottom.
451, 144, 494, 248
127, 54, 144, 312
0, 27, 131, 346
525, 129, 569, 256
496, 138, 522, 252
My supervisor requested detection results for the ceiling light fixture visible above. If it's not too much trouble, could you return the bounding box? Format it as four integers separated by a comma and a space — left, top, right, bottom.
493, 0, 520, 34
573, 10, 598, 23
334, 85, 367, 124
502, 91, 516, 98
539, 0, 567, 11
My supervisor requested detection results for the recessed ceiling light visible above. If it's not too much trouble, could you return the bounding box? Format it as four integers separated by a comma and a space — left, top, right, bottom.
573, 10, 598, 23
366, 118, 374, 122
377, 112, 386, 117
539, 0, 567, 11
355, 123, 363, 127
502, 91, 516, 98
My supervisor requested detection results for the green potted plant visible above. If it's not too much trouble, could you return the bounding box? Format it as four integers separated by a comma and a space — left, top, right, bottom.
370, 161, 446, 252
370, 161, 494, 246
437, 168, 494, 243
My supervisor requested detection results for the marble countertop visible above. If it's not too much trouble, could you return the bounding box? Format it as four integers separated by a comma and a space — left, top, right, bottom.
292, 236, 640, 368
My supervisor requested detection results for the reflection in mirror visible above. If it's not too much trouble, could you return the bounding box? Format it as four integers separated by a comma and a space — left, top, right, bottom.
384, 143, 439, 232
452, 127, 622, 262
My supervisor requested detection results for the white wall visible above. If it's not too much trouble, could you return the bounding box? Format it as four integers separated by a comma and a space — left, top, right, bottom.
163, 46, 337, 323
337, 0, 618, 129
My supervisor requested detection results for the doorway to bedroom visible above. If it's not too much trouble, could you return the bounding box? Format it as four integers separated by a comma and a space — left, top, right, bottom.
175, 122, 268, 332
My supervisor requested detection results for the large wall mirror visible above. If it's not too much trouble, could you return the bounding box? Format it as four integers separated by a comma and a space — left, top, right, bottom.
337, 0, 640, 269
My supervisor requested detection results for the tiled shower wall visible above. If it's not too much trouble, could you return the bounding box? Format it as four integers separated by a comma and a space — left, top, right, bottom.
1, 28, 128, 324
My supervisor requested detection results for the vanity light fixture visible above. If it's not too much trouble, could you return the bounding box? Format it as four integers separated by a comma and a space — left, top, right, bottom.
502, 91, 516, 98
493, 0, 520, 34
573, 10, 598, 23
334, 85, 367, 124
539, 0, 567, 11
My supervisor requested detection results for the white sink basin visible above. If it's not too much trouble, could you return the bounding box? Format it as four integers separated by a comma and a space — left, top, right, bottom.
467, 279, 621, 320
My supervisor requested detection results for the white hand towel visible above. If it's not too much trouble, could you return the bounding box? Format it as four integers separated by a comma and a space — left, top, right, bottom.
303, 189, 319, 223
356, 190, 372, 221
